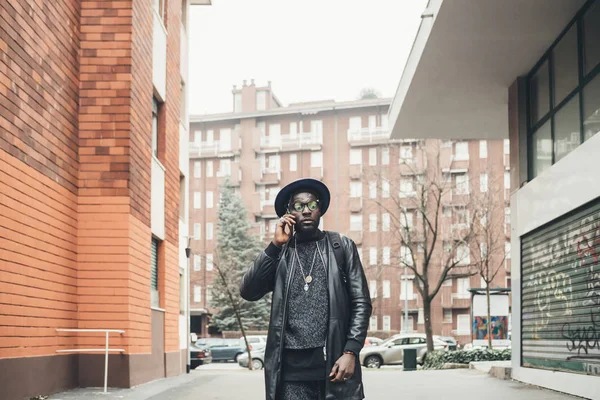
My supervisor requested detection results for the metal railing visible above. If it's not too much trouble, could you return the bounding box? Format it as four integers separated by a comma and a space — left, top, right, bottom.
347, 127, 389, 143
259, 132, 322, 149
56, 328, 125, 393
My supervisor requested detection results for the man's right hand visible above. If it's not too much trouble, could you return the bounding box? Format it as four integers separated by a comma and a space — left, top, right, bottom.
274, 214, 295, 247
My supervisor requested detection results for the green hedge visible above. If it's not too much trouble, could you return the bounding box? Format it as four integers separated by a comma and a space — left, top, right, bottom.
423, 347, 511, 370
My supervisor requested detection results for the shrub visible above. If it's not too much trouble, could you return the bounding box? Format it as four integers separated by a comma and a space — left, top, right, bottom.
423, 347, 511, 370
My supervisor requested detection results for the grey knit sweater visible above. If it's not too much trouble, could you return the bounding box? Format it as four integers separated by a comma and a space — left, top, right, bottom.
284, 234, 329, 349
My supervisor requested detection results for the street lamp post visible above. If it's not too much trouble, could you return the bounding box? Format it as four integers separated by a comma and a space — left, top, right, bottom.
185, 237, 192, 374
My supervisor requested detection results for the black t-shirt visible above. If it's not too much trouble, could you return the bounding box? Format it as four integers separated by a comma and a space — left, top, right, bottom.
282, 347, 326, 381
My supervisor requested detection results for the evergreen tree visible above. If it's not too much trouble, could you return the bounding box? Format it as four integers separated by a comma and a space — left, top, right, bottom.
209, 179, 271, 332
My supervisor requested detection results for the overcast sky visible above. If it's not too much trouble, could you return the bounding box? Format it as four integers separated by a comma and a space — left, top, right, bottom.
188, 0, 428, 115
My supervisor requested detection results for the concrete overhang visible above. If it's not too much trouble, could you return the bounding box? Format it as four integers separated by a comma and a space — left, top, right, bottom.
389, 0, 586, 141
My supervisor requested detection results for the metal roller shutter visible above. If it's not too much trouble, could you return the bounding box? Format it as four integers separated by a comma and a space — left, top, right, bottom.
151, 238, 159, 291
521, 198, 600, 376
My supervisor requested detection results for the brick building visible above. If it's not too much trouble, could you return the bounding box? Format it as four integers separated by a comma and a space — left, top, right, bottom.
188, 81, 512, 344
0, 1, 209, 398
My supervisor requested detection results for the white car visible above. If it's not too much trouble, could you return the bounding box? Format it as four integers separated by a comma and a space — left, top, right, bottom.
237, 345, 265, 370
359, 333, 448, 368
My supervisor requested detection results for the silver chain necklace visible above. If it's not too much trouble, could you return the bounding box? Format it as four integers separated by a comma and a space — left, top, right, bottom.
294, 236, 318, 291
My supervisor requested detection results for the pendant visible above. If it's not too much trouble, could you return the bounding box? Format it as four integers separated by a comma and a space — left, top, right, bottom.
304, 283, 309, 291
305, 275, 313, 284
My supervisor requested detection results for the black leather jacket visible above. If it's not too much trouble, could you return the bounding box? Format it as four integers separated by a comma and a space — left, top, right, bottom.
240, 233, 372, 400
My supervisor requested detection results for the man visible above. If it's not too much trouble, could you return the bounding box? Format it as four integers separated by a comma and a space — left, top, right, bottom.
240, 178, 372, 400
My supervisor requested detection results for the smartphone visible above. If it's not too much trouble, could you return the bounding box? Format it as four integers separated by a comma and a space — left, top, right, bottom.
285, 210, 295, 236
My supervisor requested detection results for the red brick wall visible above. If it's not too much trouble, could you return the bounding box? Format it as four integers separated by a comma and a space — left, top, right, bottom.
0, 0, 80, 358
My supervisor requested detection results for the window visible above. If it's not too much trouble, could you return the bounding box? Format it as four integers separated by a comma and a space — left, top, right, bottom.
532, 121, 553, 177
554, 96, 580, 162
219, 159, 231, 177
480, 243, 488, 259
369, 248, 377, 265
505, 207, 511, 228
193, 255, 201, 271
289, 122, 298, 137
206, 222, 213, 240
350, 215, 363, 231
383, 247, 390, 265
369, 148, 377, 166
382, 147, 389, 165
399, 146, 413, 162
206, 191, 214, 208
454, 142, 469, 160
400, 245, 412, 266
350, 149, 362, 165
206, 129, 214, 143
234, 93, 242, 113
219, 128, 232, 152
369, 181, 377, 199
193, 223, 201, 240
401, 316, 414, 332
400, 277, 413, 300
443, 310, 452, 323
456, 208, 469, 226
193, 285, 201, 303
584, 73, 600, 142
529, 60, 550, 126
369, 214, 377, 232
399, 178, 414, 197
481, 277, 487, 288
194, 161, 201, 178
553, 25, 578, 105
206, 254, 214, 271
455, 174, 469, 195
480, 213, 487, 227
457, 314, 470, 334
256, 91, 266, 111
369, 280, 377, 297
383, 280, 391, 298
443, 206, 452, 217
206, 285, 213, 305
193, 192, 201, 209
311, 151, 323, 168
584, 2, 600, 74
382, 180, 390, 198
152, 97, 159, 158
505, 242, 511, 259
151, 238, 159, 307
457, 244, 470, 265
480, 173, 488, 193
206, 160, 213, 177
368, 115, 377, 131
290, 154, 297, 172
503, 139, 510, 155
401, 212, 413, 231
479, 140, 487, 158
349, 116, 362, 132
350, 182, 362, 198
382, 213, 390, 232
194, 130, 201, 144
457, 278, 470, 296
268, 154, 281, 171
504, 171, 510, 190
369, 316, 378, 331
383, 315, 391, 331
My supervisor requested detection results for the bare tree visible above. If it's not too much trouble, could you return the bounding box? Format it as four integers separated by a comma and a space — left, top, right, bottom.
364, 140, 477, 351
470, 178, 508, 349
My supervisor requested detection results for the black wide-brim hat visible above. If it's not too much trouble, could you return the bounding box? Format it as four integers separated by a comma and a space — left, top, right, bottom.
274, 178, 331, 217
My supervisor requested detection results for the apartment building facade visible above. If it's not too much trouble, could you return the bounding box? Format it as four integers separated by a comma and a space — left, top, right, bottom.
188, 82, 511, 344
0, 1, 209, 398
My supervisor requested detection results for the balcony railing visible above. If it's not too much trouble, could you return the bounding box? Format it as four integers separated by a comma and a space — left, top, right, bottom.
347, 127, 391, 146
259, 132, 322, 151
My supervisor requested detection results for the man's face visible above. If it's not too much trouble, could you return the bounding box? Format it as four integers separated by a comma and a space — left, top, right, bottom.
288, 191, 321, 235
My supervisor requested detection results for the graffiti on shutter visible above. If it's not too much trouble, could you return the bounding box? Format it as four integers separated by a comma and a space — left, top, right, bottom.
521, 199, 600, 376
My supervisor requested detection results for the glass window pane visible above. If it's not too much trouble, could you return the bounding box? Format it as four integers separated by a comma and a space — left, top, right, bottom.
529, 61, 550, 126
583, 74, 600, 142
553, 25, 578, 104
584, 1, 600, 75
554, 95, 581, 162
531, 121, 552, 178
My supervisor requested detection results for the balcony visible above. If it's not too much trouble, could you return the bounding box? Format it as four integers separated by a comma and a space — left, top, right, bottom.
347, 231, 363, 245
189, 130, 241, 159
151, 156, 165, 240
451, 293, 471, 309
254, 164, 281, 185
256, 132, 322, 153
347, 127, 393, 147
217, 163, 241, 187
349, 197, 362, 213
152, 8, 167, 100
398, 293, 420, 311
349, 164, 362, 180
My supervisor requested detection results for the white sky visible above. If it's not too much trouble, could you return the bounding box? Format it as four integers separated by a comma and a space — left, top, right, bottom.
188, 0, 428, 115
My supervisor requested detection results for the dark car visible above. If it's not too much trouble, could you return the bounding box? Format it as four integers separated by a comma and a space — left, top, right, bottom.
196, 338, 245, 362
190, 343, 212, 369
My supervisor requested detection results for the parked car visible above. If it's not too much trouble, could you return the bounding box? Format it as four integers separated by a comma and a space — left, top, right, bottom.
190, 343, 212, 369
364, 336, 384, 347
359, 333, 448, 368
240, 335, 267, 350
435, 335, 458, 351
237, 344, 266, 370
196, 338, 245, 362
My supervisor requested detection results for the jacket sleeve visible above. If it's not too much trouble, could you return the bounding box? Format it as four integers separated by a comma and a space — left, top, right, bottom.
240, 242, 281, 301
342, 237, 373, 356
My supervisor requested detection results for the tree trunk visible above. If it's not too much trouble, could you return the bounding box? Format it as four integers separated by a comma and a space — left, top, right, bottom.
235, 307, 254, 370
423, 299, 434, 352
486, 284, 492, 349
